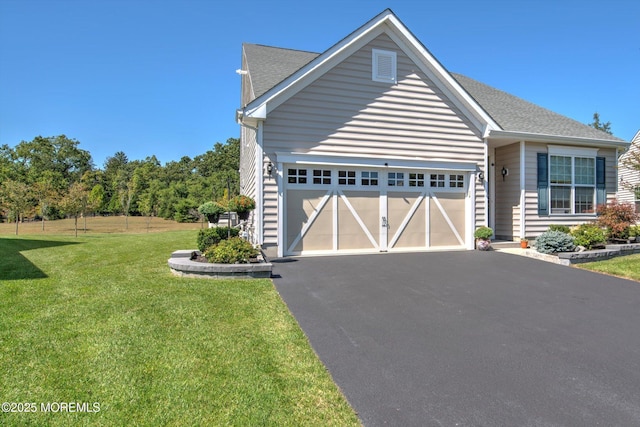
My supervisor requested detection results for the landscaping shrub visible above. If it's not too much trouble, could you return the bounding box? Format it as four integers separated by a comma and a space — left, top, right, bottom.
596, 202, 639, 241
570, 223, 606, 249
535, 230, 575, 254
197, 227, 240, 252
548, 224, 571, 234
204, 237, 258, 264
473, 226, 493, 240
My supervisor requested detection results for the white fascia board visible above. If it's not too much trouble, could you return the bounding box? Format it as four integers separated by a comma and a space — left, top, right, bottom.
489, 130, 630, 149
383, 16, 500, 134
275, 151, 477, 172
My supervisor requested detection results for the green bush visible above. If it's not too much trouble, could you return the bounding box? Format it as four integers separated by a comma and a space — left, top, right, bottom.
197, 227, 240, 252
198, 201, 227, 216
570, 223, 606, 249
204, 237, 258, 264
535, 230, 575, 254
630, 225, 640, 237
473, 226, 493, 240
549, 224, 571, 234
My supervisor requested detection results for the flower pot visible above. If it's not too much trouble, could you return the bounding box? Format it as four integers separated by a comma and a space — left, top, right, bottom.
520, 240, 528, 249
206, 214, 220, 224
476, 238, 491, 251
237, 211, 250, 221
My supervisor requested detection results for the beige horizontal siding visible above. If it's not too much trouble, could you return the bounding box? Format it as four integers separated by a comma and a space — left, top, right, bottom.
494, 143, 521, 239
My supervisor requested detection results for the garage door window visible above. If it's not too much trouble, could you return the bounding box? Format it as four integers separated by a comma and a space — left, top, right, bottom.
449, 174, 464, 188
338, 170, 356, 185
388, 172, 405, 187
409, 173, 425, 187
288, 168, 307, 184
361, 171, 378, 186
430, 174, 446, 188
313, 169, 332, 185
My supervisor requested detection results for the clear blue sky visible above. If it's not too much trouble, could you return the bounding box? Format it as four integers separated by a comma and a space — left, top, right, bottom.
1, 0, 638, 168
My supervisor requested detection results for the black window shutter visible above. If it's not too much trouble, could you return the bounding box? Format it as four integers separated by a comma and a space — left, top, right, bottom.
596, 156, 606, 206
537, 153, 549, 215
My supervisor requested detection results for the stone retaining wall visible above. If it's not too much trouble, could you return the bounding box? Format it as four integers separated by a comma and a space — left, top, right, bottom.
168, 250, 273, 279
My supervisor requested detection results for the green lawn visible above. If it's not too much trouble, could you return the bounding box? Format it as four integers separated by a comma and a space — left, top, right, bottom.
576, 253, 640, 282
0, 231, 359, 426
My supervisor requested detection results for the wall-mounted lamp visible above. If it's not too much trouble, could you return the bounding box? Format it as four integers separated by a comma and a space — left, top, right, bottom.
501, 167, 508, 181
266, 162, 273, 177
477, 171, 484, 181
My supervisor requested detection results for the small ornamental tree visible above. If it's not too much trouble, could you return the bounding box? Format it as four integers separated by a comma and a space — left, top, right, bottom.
596, 201, 639, 241
228, 195, 255, 213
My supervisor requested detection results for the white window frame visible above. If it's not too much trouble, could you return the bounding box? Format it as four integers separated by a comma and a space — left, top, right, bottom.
549, 155, 596, 215
372, 49, 397, 84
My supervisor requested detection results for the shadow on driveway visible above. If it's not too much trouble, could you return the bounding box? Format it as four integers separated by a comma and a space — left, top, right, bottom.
273, 250, 640, 426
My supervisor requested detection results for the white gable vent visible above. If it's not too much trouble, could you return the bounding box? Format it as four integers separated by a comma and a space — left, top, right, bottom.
372, 49, 397, 83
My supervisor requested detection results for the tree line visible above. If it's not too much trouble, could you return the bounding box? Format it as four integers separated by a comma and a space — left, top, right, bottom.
0, 135, 240, 235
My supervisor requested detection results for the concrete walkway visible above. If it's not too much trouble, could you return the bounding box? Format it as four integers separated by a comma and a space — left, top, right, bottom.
272, 251, 640, 426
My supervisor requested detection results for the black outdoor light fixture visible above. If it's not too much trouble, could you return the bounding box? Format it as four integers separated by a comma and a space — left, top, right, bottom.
501, 166, 508, 181
477, 171, 484, 181
266, 162, 273, 176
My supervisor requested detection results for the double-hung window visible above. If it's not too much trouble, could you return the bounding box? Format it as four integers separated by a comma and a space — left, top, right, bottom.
547, 151, 597, 214
538, 149, 605, 215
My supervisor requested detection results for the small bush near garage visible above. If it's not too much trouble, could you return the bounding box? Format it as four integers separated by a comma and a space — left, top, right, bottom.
535, 230, 575, 254
549, 224, 571, 234
204, 237, 258, 264
570, 223, 607, 250
197, 227, 240, 252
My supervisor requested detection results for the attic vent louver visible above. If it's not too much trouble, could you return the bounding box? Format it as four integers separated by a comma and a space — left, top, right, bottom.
372, 49, 396, 83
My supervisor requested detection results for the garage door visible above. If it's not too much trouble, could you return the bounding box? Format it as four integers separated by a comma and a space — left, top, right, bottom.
285, 167, 468, 255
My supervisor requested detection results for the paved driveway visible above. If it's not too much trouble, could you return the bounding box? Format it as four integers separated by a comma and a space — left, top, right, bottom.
272, 251, 640, 426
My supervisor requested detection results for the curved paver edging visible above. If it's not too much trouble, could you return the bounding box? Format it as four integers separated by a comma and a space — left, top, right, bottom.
168, 250, 272, 279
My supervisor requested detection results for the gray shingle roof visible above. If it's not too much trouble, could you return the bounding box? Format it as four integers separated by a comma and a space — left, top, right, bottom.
244, 43, 624, 142
243, 44, 319, 99
451, 73, 623, 142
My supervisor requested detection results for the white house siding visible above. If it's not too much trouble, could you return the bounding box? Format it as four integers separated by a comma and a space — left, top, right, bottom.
260, 34, 486, 249
494, 143, 521, 240
618, 132, 639, 210
523, 143, 619, 237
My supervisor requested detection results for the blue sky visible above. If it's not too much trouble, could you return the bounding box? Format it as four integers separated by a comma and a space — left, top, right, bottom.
1, 0, 638, 168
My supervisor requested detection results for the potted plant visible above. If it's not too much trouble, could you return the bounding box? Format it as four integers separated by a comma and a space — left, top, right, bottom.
520, 238, 529, 249
198, 201, 226, 224
474, 226, 493, 251
228, 195, 256, 221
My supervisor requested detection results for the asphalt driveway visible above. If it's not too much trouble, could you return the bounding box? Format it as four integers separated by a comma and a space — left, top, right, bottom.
272, 251, 640, 426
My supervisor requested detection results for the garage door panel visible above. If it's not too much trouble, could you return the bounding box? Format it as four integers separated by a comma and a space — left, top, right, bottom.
388, 192, 426, 249
339, 191, 379, 250
287, 190, 333, 252
430, 193, 465, 247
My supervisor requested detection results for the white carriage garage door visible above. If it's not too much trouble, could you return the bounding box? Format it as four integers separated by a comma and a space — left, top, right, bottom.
284, 166, 469, 256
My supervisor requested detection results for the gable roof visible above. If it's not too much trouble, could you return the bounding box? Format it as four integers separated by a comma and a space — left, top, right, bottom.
240, 9, 626, 146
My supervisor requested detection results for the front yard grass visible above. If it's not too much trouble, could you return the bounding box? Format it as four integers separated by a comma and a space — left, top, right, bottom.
576, 253, 640, 282
0, 231, 359, 426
